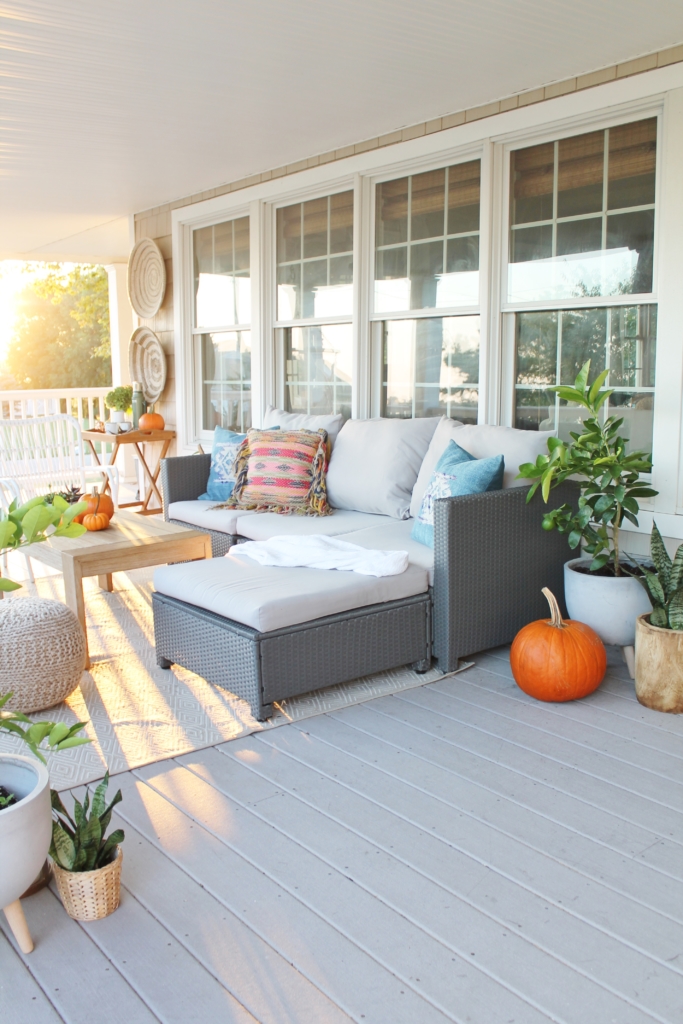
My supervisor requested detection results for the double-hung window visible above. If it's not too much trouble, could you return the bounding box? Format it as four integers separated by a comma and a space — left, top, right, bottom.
276, 192, 354, 420
374, 161, 482, 422
192, 217, 252, 434
507, 118, 658, 451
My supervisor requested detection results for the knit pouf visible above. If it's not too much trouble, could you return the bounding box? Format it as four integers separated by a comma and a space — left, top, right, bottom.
0, 598, 86, 713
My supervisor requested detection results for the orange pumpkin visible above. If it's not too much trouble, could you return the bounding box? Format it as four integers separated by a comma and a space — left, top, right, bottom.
83, 488, 115, 521
138, 412, 165, 431
83, 511, 110, 532
510, 588, 606, 702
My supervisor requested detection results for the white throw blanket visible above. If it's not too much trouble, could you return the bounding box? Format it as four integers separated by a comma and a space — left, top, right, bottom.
230, 535, 409, 577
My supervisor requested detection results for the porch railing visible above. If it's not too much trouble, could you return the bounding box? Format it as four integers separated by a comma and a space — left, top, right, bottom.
0, 387, 111, 427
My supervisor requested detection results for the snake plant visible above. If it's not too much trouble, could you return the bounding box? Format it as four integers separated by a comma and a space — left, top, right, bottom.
50, 772, 124, 872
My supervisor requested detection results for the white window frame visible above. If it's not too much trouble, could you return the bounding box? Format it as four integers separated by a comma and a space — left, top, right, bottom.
171, 61, 683, 539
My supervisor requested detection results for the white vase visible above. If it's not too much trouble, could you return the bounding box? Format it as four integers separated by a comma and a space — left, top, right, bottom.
564, 558, 652, 647
110, 410, 125, 423
0, 756, 51, 911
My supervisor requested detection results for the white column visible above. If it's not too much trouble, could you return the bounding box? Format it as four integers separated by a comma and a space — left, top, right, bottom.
106, 262, 137, 483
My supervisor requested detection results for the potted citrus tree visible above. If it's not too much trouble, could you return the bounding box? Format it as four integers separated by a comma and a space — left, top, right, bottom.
518, 360, 656, 666
632, 523, 683, 712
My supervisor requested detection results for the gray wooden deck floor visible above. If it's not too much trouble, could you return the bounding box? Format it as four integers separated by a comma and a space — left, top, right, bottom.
3, 645, 683, 1024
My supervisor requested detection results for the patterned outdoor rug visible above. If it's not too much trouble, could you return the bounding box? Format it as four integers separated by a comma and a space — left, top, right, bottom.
0, 562, 472, 790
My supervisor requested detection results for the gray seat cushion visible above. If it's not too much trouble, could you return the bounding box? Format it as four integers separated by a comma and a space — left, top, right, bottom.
154, 555, 428, 632
236, 509, 391, 541
342, 519, 434, 585
167, 501, 256, 535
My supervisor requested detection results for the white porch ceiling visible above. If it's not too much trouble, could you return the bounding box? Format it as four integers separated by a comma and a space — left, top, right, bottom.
1, 0, 682, 262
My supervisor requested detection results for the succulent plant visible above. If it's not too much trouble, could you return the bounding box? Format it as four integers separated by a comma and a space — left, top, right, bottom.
632, 522, 683, 630
50, 772, 124, 872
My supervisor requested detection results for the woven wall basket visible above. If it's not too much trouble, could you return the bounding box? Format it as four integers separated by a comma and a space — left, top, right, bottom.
53, 847, 122, 921
127, 237, 166, 318
0, 598, 85, 713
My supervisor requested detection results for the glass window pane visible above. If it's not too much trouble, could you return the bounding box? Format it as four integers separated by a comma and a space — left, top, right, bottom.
510, 142, 554, 224
330, 191, 354, 254
374, 247, 409, 313
277, 204, 301, 262
510, 224, 553, 263
608, 118, 657, 210
303, 197, 328, 259
376, 178, 408, 246
382, 316, 479, 420
302, 259, 328, 318
448, 161, 481, 234
410, 240, 443, 310
446, 235, 479, 273
515, 389, 556, 431
515, 311, 558, 386
609, 304, 657, 388
194, 220, 250, 329
557, 131, 604, 217
556, 217, 602, 256
277, 263, 301, 321
284, 324, 352, 417
560, 308, 607, 384
411, 168, 445, 241
606, 210, 654, 293
233, 217, 250, 271
607, 391, 654, 453
200, 331, 251, 433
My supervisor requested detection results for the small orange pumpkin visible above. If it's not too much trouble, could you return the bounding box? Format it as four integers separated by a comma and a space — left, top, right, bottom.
83, 511, 110, 532
83, 488, 115, 521
510, 588, 606, 702
138, 412, 165, 431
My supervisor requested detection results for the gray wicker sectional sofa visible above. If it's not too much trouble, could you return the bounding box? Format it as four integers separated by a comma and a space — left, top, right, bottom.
153, 418, 576, 720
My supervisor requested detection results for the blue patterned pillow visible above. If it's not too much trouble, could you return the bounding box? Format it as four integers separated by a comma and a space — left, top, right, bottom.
411, 440, 504, 547
200, 428, 247, 501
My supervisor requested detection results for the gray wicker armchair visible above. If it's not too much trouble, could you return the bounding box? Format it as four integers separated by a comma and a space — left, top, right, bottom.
157, 454, 577, 718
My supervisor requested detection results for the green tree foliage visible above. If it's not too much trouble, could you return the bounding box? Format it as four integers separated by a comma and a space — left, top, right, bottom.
5, 264, 111, 389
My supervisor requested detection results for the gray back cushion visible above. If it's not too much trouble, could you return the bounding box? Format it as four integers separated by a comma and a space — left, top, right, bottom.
326, 418, 439, 519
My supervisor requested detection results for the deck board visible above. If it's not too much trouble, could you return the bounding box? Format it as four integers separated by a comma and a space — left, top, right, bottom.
8, 650, 683, 1023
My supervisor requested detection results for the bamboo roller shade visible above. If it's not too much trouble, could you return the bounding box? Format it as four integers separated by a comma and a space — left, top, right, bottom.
377, 161, 481, 222
278, 191, 354, 240
512, 118, 656, 199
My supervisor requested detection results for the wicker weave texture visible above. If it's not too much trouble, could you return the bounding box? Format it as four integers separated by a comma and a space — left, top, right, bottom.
161, 454, 211, 516
153, 593, 266, 716
167, 520, 235, 557
432, 481, 578, 672
260, 596, 430, 703
0, 598, 85, 713
53, 848, 122, 921
153, 591, 430, 719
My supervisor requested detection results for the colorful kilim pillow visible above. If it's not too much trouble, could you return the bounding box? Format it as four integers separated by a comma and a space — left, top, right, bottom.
223, 428, 332, 515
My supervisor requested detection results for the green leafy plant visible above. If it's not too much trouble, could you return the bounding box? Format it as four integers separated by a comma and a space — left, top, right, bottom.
43, 485, 83, 506
517, 360, 657, 575
0, 494, 87, 591
0, 692, 91, 765
50, 773, 124, 872
105, 385, 133, 413
632, 522, 683, 629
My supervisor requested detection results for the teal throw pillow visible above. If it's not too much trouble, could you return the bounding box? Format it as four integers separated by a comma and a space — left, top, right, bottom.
411, 440, 504, 547
200, 427, 247, 501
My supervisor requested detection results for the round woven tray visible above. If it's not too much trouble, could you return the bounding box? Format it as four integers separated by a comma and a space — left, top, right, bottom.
52, 847, 122, 921
127, 237, 166, 318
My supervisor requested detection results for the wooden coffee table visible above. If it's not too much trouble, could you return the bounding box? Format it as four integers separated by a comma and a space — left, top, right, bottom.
35, 510, 212, 667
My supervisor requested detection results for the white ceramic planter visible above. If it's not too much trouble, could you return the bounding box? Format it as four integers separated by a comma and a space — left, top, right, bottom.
0, 755, 52, 912
0, 754, 51, 953
564, 558, 652, 647
110, 409, 125, 423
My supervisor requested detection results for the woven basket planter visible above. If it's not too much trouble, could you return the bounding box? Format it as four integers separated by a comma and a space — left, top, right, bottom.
52, 847, 122, 921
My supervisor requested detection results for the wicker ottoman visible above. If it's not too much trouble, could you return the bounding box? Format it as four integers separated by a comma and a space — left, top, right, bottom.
0, 598, 86, 713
